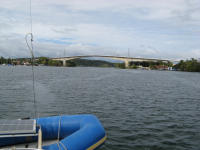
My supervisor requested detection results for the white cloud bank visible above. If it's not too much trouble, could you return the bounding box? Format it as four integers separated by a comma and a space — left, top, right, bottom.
0, 0, 200, 60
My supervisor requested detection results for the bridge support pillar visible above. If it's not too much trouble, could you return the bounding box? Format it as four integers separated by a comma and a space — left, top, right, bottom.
63, 60, 66, 66
124, 60, 130, 68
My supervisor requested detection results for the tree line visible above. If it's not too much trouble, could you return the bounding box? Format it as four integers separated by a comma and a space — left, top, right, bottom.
173, 58, 200, 72
1, 56, 200, 72
0, 57, 12, 64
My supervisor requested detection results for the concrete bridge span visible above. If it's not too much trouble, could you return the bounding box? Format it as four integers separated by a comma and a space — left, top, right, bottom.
51, 55, 170, 68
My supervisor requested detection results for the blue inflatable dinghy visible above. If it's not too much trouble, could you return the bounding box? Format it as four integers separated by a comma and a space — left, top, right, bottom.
0, 114, 106, 150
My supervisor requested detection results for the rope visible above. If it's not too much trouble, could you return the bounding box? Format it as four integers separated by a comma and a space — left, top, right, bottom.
29, 0, 32, 33
59, 141, 68, 150
57, 116, 61, 140
25, 33, 37, 119
57, 141, 68, 150
56, 116, 68, 150
56, 142, 61, 150
57, 116, 62, 150
25, 0, 37, 119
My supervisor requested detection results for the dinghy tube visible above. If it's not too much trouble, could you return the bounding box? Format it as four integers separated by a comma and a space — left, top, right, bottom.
0, 114, 106, 150
37, 114, 106, 150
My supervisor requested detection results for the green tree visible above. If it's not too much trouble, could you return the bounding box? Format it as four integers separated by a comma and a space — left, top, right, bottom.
0, 57, 6, 64
37, 57, 49, 65
48, 60, 62, 66
174, 58, 200, 72
66, 60, 76, 67
115, 63, 125, 69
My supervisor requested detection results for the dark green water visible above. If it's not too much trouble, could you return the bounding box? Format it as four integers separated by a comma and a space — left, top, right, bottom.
0, 66, 200, 150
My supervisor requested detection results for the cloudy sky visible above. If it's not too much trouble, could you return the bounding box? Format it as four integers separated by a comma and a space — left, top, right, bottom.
0, 0, 200, 60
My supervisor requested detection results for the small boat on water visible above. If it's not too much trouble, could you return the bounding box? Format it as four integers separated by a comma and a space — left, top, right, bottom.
0, 114, 106, 150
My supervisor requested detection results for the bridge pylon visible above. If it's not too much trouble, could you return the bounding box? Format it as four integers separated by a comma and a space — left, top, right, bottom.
63, 60, 66, 66
124, 60, 130, 68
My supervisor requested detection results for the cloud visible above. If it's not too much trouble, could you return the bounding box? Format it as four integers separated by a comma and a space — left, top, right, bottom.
0, 0, 200, 60
185, 49, 200, 59
35, 0, 200, 24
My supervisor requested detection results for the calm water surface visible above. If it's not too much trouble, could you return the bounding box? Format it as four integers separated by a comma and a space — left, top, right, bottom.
0, 66, 200, 150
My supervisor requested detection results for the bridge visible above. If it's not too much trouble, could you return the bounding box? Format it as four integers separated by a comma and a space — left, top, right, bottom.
51, 55, 170, 68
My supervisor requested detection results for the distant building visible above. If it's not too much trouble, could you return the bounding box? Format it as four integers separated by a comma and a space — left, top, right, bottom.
155, 65, 169, 70
13, 60, 20, 65
168, 67, 173, 71
137, 66, 151, 70
24, 62, 30, 66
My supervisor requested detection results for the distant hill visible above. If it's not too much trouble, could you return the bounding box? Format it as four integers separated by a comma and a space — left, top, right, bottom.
66, 58, 115, 67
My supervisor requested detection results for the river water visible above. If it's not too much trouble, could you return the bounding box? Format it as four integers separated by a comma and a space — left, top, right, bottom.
0, 66, 200, 150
